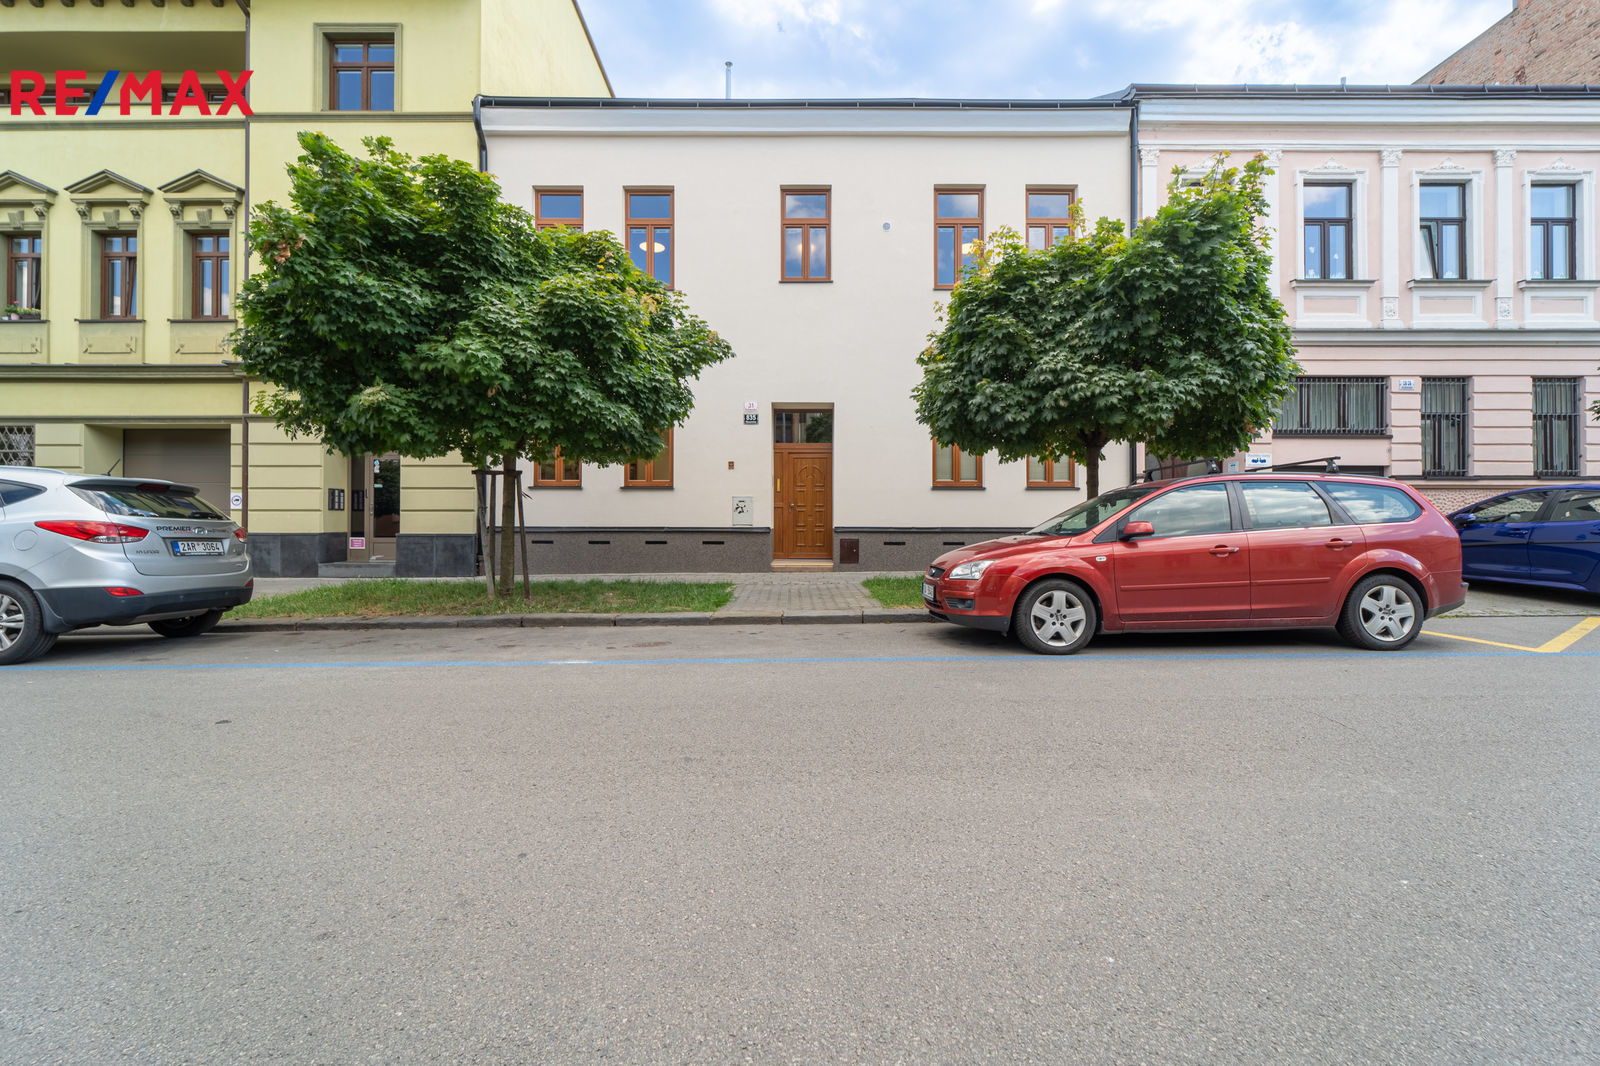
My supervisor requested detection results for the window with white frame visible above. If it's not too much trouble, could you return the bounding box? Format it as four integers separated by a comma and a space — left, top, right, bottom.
1419, 183, 1466, 280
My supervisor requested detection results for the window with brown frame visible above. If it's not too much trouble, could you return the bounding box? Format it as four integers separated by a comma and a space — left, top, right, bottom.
191, 233, 231, 319
6, 235, 41, 312
781, 188, 830, 281
533, 449, 582, 488
99, 234, 137, 319
624, 429, 673, 487
535, 189, 583, 231
626, 189, 673, 288
1026, 188, 1075, 250
934, 188, 983, 288
933, 441, 982, 487
1026, 455, 1075, 487
328, 37, 395, 112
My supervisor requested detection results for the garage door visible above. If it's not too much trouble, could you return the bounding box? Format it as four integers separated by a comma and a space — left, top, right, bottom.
123, 429, 231, 510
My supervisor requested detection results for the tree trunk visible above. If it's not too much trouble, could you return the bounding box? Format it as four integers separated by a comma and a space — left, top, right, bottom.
497, 449, 518, 598
1083, 432, 1109, 499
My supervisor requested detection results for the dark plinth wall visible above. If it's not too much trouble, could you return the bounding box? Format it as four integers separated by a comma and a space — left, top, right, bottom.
248, 527, 1027, 576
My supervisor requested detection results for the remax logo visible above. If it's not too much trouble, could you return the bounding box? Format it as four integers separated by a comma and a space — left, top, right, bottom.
8, 70, 253, 116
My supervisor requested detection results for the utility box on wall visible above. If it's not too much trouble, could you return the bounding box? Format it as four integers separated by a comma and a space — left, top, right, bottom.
839, 537, 860, 564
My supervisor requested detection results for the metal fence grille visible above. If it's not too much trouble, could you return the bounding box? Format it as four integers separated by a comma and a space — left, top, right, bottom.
1533, 377, 1580, 477
1275, 377, 1387, 436
0, 425, 35, 466
1421, 378, 1467, 478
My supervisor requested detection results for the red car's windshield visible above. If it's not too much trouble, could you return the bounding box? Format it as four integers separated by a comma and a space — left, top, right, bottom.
1026, 485, 1160, 537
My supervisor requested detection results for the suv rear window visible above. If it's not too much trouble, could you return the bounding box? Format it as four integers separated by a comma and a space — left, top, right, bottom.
71, 486, 227, 520
1322, 482, 1422, 524
0, 480, 46, 506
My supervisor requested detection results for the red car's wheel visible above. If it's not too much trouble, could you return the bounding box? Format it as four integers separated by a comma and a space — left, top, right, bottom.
1012, 579, 1097, 655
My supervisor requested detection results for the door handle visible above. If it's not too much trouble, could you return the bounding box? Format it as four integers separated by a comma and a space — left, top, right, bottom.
1209, 545, 1240, 556
1326, 538, 1352, 549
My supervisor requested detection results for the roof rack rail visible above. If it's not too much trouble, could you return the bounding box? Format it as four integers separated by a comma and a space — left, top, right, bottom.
1141, 455, 1345, 483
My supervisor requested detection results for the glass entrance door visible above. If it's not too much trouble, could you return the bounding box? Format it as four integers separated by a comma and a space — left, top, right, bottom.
347, 452, 401, 561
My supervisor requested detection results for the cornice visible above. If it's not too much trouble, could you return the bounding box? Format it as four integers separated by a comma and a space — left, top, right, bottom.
1293, 328, 1600, 347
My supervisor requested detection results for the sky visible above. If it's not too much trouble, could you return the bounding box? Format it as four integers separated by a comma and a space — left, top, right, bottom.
577, 0, 1515, 100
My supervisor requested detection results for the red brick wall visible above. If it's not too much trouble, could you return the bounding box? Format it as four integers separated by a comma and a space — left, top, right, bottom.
1418, 0, 1600, 84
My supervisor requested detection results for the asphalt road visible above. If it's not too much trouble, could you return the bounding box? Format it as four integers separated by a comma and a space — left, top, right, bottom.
3, 617, 1598, 1065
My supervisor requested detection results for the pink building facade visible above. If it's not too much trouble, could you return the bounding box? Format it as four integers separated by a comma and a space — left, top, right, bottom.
1133, 85, 1600, 510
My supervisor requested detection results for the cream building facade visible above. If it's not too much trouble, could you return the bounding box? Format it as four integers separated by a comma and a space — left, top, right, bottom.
478, 99, 1139, 572
0, 0, 609, 576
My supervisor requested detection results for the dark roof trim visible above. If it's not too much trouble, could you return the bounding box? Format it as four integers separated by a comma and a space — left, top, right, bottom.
1118, 83, 1600, 100
477, 95, 1129, 111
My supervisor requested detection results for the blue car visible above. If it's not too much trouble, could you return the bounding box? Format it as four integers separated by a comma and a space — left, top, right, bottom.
1449, 485, 1600, 594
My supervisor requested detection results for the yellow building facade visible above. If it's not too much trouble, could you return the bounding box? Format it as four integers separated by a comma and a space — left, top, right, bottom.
0, 0, 610, 575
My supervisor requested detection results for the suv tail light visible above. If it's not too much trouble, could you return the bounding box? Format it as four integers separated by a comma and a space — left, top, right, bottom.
35, 520, 149, 543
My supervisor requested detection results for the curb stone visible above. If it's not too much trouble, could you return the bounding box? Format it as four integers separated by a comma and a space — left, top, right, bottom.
782, 610, 862, 625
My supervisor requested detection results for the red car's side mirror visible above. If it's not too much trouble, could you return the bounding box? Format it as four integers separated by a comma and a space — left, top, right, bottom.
1121, 520, 1155, 539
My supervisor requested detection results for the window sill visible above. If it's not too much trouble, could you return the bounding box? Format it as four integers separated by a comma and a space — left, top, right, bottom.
1407, 278, 1493, 289
169, 318, 238, 324
532, 484, 582, 490
1026, 484, 1078, 490
75, 318, 145, 323
1290, 278, 1378, 288
780, 278, 833, 284
1273, 431, 1391, 439
1518, 278, 1600, 289
932, 484, 985, 490
622, 484, 673, 490
0, 317, 44, 323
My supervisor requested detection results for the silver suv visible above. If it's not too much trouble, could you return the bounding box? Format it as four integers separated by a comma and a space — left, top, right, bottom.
0, 467, 253, 665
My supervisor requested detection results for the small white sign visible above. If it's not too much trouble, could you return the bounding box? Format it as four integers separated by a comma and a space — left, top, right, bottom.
731, 496, 754, 526
1396, 378, 1419, 392
349, 537, 366, 549
230, 492, 243, 509
743, 401, 759, 412
1246, 453, 1272, 468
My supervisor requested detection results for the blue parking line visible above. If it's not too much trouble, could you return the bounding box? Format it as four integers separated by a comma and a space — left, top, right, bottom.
9, 648, 1598, 673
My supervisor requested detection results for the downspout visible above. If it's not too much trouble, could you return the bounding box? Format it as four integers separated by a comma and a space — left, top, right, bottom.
473, 95, 488, 172
1126, 91, 1142, 488
238, 0, 252, 532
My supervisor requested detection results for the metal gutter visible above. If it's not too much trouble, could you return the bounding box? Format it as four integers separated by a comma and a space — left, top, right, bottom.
477, 96, 1126, 111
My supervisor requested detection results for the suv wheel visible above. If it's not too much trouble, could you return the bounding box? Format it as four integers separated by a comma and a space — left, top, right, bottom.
149, 609, 225, 639
0, 581, 56, 666
1013, 579, 1097, 655
1339, 574, 1422, 651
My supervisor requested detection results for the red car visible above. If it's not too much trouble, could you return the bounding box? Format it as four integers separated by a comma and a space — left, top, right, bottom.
924, 472, 1466, 654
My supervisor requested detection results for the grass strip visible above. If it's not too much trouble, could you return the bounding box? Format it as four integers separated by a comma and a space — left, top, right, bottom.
231, 578, 735, 618
861, 576, 927, 609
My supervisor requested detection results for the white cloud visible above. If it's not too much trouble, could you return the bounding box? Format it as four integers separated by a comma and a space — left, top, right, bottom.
1084, 0, 1509, 85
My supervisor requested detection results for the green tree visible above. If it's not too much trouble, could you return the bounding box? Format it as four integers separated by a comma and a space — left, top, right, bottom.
232, 133, 733, 594
913, 155, 1298, 498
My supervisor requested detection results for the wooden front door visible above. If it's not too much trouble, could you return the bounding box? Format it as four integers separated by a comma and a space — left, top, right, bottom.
773, 444, 833, 559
